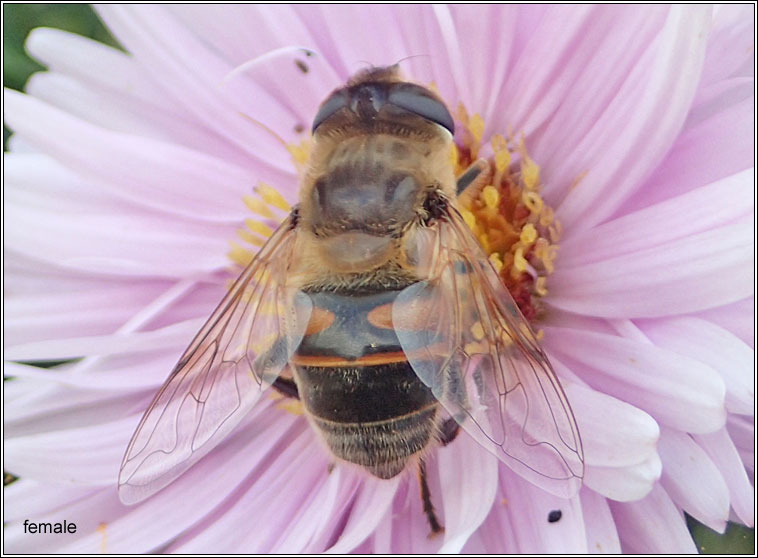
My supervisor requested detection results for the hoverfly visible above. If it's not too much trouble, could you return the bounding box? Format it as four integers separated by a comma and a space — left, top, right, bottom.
119, 65, 583, 534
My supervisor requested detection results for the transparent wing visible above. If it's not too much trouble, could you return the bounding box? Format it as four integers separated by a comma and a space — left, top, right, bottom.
393, 206, 583, 497
119, 212, 312, 504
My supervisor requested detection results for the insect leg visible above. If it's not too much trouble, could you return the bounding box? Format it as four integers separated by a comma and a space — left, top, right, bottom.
418, 458, 444, 536
439, 418, 461, 446
456, 158, 491, 197
271, 377, 300, 399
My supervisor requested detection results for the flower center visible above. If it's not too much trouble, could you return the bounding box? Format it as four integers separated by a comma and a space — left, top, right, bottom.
452, 105, 560, 323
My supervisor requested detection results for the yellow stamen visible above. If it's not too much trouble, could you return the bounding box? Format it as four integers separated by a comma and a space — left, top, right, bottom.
512, 246, 528, 274
449, 142, 459, 167
539, 206, 555, 227
461, 209, 477, 231
519, 142, 540, 190
520, 223, 537, 246
495, 148, 511, 174
228, 241, 254, 267
522, 190, 544, 215
256, 183, 291, 211
535, 276, 548, 297
469, 113, 485, 143
236, 228, 265, 247
482, 185, 500, 210
287, 139, 311, 168
453, 113, 561, 323
245, 219, 274, 238
491, 134, 508, 153
489, 253, 504, 273
243, 195, 275, 219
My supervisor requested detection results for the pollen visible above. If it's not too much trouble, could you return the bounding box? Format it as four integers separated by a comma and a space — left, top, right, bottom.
97, 523, 108, 554
454, 108, 562, 322
270, 390, 305, 415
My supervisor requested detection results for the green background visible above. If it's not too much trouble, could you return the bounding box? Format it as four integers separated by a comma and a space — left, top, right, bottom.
3, 4, 754, 554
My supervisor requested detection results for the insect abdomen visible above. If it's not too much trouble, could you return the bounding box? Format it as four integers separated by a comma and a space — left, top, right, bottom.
292, 288, 438, 478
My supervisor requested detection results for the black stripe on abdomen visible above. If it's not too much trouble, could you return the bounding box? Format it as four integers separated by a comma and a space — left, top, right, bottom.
295, 361, 436, 423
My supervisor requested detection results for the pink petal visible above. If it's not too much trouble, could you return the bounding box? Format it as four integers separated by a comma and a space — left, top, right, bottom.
639, 317, 754, 414
498, 466, 588, 553
4, 251, 176, 346
357, 478, 442, 554
563, 379, 659, 468
558, 169, 752, 267
437, 430, 499, 552
699, 4, 755, 85
5, 189, 232, 278
459, 480, 518, 553
726, 414, 754, 477
580, 487, 622, 553
2, 479, 97, 523
693, 428, 755, 527
168, 425, 330, 553
74, 408, 302, 553
448, 5, 518, 127
544, 327, 727, 433
3, 89, 282, 222
584, 453, 662, 502
295, 6, 416, 79
4, 318, 202, 361
532, 6, 667, 186
24, 71, 254, 166
3, 488, 119, 554
222, 45, 340, 139
323, 473, 401, 553
557, 374, 660, 500
549, 221, 754, 318
5, 354, 173, 392
5, 417, 132, 485
696, 297, 755, 348
94, 5, 301, 178
265, 464, 348, 553
497, 5, 598, 138
623, 90, 753, 213
3, 371, 147, 438
25, 27, 177, 112
555, 6, 711, 232
609, 482, 697, 553
385, 469, 446, 554
164, 5, 319, 66
658, 428, 730, 532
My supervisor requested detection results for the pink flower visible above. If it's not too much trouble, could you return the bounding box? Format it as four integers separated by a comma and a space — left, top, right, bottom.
4, 5, 753, 553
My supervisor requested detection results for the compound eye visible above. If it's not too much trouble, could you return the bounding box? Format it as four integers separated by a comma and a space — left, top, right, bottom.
388, 85, 455, 134
312, 91, 349, 133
